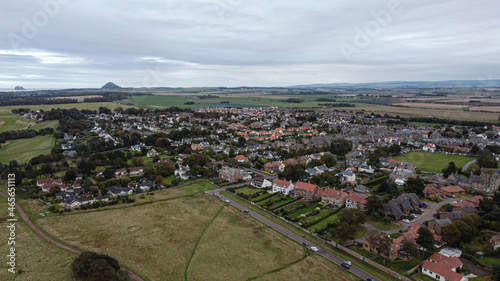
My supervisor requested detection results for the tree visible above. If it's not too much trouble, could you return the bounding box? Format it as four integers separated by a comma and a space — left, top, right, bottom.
328, 139, 353, 156
404, 177, 425, 195
237, 136, 246, 147
339, 208, 366, 227
389, 144, 402, 155
366, 230, 393, 264
72, 252, 121, 281
64, 167, 78, 182
442, 223, 462, 246
492, 263, 500, 281
416, 226, 435, 254
365, 195, 383, 215
400, 238, 419, 268
477, 149, 498, 169
320, 153, 337, 167
442, 162, 457, 178
131, 156, 144, 166
87, 259, 117, 281
330, 221, 357, 244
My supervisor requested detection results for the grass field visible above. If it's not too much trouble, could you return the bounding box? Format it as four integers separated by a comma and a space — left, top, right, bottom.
392, 152, 474, 172
0, 197, 77, 281
0, 111, 38, 133
0, 102, 133, 113
366, 218, 401, 231
34, 183, 356, 281
0, 135, 55, 164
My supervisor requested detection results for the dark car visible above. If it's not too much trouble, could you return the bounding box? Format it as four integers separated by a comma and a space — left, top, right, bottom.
367, 278, 375, 281
302, 242, 309, 247
243, 209, 249, 213
341, 262, 350, 269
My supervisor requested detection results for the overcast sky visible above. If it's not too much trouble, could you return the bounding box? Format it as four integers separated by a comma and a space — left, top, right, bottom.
1, 0, 499, 89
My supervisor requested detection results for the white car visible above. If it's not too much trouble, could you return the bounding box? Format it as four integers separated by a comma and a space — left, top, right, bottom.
310, 246, 318, 252
344, 261, 352, 266
403, 219, 410, 224
225, 199, 230, 203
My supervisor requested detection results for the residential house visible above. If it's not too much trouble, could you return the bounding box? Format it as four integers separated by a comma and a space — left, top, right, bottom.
358, 163, 375, 174
337, 169, 356, 182
218, 166, 252, 183
108, 186, 133, 197
235, 155, 249, 163
346, 193, 367, 210
354, 185, 371, 195
489, 235, 500, 250
439, 186, 465, 196
389, 198, 414, 215
272, 180, 294, 195
321, 189, 347, 207
136, 177, 156, 192
427, 218, 453, 235
263, 161, 284, 174
175, 164, 190, 180
251, 176, 273, 189
452, 205, 478, 217
381, 203, 405, 221
399, 193, 424, 209
440, 211, 464, 222
147, 149, 159, 158
423, 184, 441, 198
421, 252, 467, 281
293, 181, 321, 201
423, 143, 437, 152
129, 166, 144, 177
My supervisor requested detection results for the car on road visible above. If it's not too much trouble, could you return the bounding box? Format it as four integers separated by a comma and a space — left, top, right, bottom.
412, 214, 418, 219
423, 202, 429, 206
453, 201, 457, 204
442, 195, 447, 199
403, 219, 410, 224
310, 246, 318, 252
344, 261, 352, 266
225, 199, 230, 203
302, 242, 309, 247
243, 209, 249, 213
216, 195, 222, 198
419, 208, 425, 212
367, 278, 375, 281
341, 262, 351, 269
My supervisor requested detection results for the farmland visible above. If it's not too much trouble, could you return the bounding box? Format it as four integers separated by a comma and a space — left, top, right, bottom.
393, 152, 474, 173
0, 135, 55, 164
0, 102, 133, 112
34, 182, 355, 280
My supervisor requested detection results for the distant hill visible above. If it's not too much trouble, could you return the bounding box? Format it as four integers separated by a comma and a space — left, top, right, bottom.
14, 86, 25, 90
290, 80, 500, 89
101, 82, 122, 90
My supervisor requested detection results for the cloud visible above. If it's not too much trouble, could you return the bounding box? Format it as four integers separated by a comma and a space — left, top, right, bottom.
0, 0, 499, 88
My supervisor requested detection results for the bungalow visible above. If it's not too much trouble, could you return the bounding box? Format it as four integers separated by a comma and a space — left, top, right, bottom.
293, 181, 321, 201
421, 252, 467, 281
235, 155, 249, 163
37, 178, 66, 193
175, 164, 190, 180
136, 177, 156, 192
218, 166, 252, 183
346, 193, 367, 210
272, 179, 294, 195
108, 186, 133, 197
147, 149, 159, 158
423, 184, 441, 198
129, 166, 144, 177
358, 163, 375, 174
321, 189, 347, 207
439, 185, 465, 196
489, 234, 500, 250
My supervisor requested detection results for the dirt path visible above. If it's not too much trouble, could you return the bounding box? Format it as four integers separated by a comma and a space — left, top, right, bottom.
462, 159, 477, 172
0, 191, 144, 281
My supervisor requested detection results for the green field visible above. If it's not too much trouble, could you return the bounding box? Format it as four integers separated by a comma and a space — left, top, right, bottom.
0, 196, 78, 280
392, 152, 474, 172
0, 102, 133, 112
0, 135, 55, 164
34, 182, 356, 281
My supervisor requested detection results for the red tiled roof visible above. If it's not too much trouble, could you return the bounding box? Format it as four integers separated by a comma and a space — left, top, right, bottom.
294, 181, 317, 192
440, 185, 465, 193
322, 189, 346, 199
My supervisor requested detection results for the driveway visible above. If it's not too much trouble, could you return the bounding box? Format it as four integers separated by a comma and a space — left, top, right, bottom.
206, 188, 382, 281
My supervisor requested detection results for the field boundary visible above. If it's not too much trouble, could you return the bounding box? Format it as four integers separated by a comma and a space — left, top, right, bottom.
246, 255, 308, 281
184, 205, 224, 281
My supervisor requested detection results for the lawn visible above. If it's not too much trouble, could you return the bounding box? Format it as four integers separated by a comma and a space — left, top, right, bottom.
307, 210, 342, 233
0, 111, 38, 133
287, 203, 322, 219
250, 192, 277, 202
351, 245, 424, 275
393, 152, 474, 173
235, 186, 262, 196
268, 197, 300, 210
35, 191, 356, 281
0, 135, 55, 164
300, 208, 336, 227
366, 218, 401, 231
0, 197, 77, 281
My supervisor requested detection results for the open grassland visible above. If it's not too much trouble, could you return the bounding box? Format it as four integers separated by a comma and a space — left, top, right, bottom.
0, 102, 133, 112
35, 188, 355, 281
0, 111, 38, 133
393, 152, 474, 173
0, 198, 77, 281
0, 135, 55, 164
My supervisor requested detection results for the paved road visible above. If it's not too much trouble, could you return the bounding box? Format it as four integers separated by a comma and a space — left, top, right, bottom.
462, 159, 477, 172
206, 188, 381, 281
0, 192, 144, 281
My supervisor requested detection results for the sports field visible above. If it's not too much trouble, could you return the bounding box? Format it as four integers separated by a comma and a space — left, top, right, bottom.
35, 182, 356, 281
0, 135, 55, 164
393, 152, 474, 172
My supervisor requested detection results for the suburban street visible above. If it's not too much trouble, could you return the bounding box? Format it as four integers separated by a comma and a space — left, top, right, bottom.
206, 187, 381, 281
